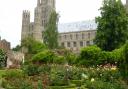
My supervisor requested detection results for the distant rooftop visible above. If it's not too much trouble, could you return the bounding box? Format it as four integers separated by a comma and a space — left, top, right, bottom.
58, 20, 97, 33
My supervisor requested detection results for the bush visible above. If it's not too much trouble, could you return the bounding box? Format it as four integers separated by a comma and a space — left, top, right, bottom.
3, 69, 24, 78
22, 64, 39, 76
32, 50, 55, 64
119, 42, 128, 81
53, 56, 66, 64
79, 45, 101, 66
0, 49, 7, 68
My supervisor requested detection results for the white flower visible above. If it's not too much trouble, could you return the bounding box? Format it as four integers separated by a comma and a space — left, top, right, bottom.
91, 78, 95, 82
82, 73, 88, 79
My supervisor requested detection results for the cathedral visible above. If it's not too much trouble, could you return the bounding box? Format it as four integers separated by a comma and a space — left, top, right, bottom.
21, 0, 128, 53
21, 0, 55, 42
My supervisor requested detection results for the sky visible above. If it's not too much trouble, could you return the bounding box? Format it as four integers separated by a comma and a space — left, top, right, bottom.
0, 0, 126, 47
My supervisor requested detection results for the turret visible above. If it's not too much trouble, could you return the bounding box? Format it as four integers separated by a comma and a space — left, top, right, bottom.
21, 10, 30, 41
33, 7, 43, 42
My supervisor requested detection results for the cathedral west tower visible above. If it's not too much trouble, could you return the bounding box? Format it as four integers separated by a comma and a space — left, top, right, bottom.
21, 0, 55, 43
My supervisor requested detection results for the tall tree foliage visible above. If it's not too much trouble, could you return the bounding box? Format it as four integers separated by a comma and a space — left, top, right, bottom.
43, 10, 59, 49
95, 0, 128, 51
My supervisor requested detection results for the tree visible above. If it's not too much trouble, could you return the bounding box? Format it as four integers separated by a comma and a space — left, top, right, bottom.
43, 10, 59, 49
94, 0, 128, 51
21, 37, 47, 54
12, 45, 21, 51
0, 49, 7, 68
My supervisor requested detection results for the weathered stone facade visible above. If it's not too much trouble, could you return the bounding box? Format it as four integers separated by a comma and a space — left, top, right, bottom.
58, 30, 96, 53
21, 0, 55, 42
0, 37, 11, 53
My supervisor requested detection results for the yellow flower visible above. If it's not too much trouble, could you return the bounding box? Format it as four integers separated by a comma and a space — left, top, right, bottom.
111, 67, 117, 70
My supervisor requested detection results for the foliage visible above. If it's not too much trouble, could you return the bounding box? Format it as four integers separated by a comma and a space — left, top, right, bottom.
0, 49, 7, 68
98, 48, 122, 65
12, 45, 21, 51
85, 80, 124, 89
95, 0, 128, 51
32, 50, 55, 63
53, 56, 65, 64
119, 41, 128, 81
2, 65, 128, 89
78, 45, 123, 66
22, 64, 39, 76
79, 45, 101, 66
43, 10, 59, 49
21, 37, 47, 54
2, 69, 24, 78
37, 80, 43, 89
50, 65, 69, 86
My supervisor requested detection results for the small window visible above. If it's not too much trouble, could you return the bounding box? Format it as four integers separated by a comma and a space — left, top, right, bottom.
70, 34, 72, 39
86, 41, 90, 46
82, 33, 84, 39
88, 33, 90, 39
64, 35, 67, 40
76, 34, 78, 39
67, 42, 70, 47
80, 41, 83, 47
73, 42, 77, 47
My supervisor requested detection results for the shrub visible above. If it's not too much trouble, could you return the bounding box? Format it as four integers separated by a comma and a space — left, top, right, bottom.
119, 42, 128, 81
53, 56, 66, 64
3, 69, 24, 78
32, 50, 55, 64
79, 45, 101, 66
0, 49, 7, 68
22, 64, 39, 76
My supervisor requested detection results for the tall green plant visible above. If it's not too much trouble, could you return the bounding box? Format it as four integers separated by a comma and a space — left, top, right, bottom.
95, 0, 128, 51
119, 42, 128, 82
43, 10, 59, 49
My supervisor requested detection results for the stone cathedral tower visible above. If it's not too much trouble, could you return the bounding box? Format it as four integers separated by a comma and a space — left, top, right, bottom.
21, 0, 55, 42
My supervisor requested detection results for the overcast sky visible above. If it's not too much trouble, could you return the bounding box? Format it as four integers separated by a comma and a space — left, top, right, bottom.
0, 0, 126, 47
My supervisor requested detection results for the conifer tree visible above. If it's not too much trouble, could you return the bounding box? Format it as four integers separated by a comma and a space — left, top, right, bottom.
43, 10, 59, 49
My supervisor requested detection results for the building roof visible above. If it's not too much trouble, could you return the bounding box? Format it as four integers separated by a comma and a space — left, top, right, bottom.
58, 20, 97, 33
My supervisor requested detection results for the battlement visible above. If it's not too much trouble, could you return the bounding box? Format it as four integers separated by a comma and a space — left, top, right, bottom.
22, 10, 30, 18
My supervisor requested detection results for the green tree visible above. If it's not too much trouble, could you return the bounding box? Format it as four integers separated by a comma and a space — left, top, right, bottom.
21, 37, 47, 54
95, 0, 128, 51
43, 10, 59, 49
0, 49, 7, 68
12, 45, 21, 51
